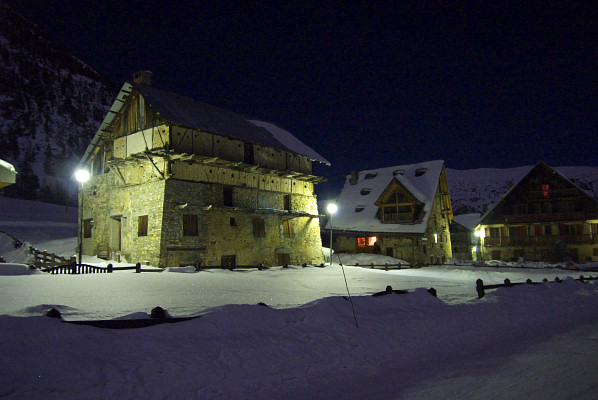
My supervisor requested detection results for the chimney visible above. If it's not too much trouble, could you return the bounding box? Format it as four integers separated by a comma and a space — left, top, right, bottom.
349, 171, 358, 185
132, 70, 152, 86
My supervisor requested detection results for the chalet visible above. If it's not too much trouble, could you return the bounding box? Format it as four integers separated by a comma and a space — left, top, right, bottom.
449, 213, 480, 261
327, 160, 453, 265
476, 161, 598, 263
78, 71, 329, 268
0, 158, 16, 192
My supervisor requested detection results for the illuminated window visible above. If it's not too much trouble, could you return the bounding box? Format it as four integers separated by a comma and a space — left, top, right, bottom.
542, 184, 550, 198
367, 236, 377, 246
357, 237, 366, 247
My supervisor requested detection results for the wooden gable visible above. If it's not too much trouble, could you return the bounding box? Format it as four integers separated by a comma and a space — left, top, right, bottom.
375, 178, 424, 224
480, 161, 598, 225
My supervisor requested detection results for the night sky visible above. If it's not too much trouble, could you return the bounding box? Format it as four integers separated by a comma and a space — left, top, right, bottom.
7, 1, 598, 199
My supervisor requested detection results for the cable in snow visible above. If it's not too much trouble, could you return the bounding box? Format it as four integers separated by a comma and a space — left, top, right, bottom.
337, 253, 359, 328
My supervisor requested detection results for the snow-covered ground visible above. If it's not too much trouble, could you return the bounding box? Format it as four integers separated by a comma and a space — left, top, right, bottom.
1, 197, 598, 399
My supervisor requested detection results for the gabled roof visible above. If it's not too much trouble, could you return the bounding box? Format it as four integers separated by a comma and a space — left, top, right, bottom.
329, 160, 445, 234
81, 82, 329, 165
478, 161, 598, 226
452, 213, 481, 231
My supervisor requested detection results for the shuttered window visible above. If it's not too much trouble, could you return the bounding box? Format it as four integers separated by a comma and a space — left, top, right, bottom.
252, 218, 265, 237
183, 214, 199, 236
138, 215, 148, 236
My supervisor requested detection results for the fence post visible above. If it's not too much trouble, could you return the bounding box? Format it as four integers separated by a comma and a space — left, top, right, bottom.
136, 262, 141, 273
476, 279, 485, 298
107, 263, 113, 273
384, 263, 389, 271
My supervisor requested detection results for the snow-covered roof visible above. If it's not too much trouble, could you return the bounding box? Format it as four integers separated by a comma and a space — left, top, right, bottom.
452, 213, 480, 231
329, 160, 445, 234
248, 120, 330, 165
0, 158, 16, 186
82, 82, 329, 166
132, 83, 328, 164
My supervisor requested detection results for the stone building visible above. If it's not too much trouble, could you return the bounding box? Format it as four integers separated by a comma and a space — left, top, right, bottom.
476, 161, 598, 263
327, 160, 453, 265
79, 71, 329, 268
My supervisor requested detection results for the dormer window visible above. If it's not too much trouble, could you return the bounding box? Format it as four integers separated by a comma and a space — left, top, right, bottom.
360, 188, 372, 195
415, 168, 428, 177
393, 169, 405, 176
355, 205, 365, 212
364, 173, 378, 179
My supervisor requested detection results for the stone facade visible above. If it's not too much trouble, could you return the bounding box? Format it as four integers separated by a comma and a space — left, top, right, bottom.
80, 76, 327, 268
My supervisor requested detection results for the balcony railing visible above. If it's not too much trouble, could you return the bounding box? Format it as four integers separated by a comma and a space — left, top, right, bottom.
484, 234, 597, 247
382, 213, 413, 223
505, 211, 589, 223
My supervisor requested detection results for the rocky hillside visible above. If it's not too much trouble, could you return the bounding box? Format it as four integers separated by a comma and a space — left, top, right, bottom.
0, 3, 116, 204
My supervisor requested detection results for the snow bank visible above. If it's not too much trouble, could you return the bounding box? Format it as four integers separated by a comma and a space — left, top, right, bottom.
1, 280, 597, 399
0, 263, 39, 275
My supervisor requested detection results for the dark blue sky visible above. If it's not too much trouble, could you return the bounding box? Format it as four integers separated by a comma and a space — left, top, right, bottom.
7, 1, 598, 199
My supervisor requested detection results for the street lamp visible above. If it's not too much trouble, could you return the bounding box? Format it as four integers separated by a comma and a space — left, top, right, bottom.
75, 169, 90, 266
327, 203, 337, 264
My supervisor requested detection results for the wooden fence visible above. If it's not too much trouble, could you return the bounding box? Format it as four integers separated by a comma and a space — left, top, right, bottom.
475, 275, 598, 298
41, 262, 164, 275
30, 248, 75, 268
349, 262, 412, 270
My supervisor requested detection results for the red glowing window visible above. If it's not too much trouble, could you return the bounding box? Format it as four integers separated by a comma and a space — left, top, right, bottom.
357, 237, 366, 247
542, 184, 550, 198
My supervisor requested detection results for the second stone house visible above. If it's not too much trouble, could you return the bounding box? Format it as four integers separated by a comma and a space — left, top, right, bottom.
326, 160, 453, 265
78, 71, 329, 268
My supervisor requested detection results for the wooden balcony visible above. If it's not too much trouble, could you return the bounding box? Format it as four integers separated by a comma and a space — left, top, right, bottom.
382, 213, 413, 224
484, 234, 597, 247
505, 211, 588, 223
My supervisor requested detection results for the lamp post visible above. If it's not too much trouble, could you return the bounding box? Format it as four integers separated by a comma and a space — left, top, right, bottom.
327, 203, 337, 264
75, 169, 90, 266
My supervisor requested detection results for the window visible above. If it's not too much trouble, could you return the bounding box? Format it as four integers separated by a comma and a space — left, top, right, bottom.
252, 217, 265, 237
283, 195, 291, 211
534, 225, 542, 235
355, 205, 365, 212
282, 219, 294, 237
230, 217, 237, 226
364, 172, 378, 179
223, 186, 233, 207
542, 184, 550, 198
593, 248, 598, 257
415, 168, 428, 177
183, 214, 198, 236
357, 237, 376, 247
83, 219, 93, 238
544, 225, 552, 235
138, 215, 148, 236
360, 188, 372, 195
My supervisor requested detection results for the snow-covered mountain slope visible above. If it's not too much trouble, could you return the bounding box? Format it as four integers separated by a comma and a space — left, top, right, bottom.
0, 3, 116, 204
446, 165, 598, 215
